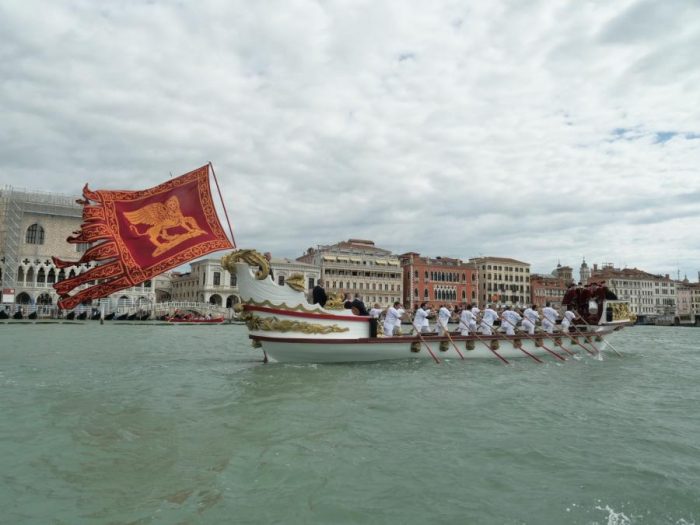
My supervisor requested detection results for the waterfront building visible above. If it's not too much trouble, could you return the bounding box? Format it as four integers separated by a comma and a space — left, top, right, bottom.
690, 282, 700, 321
296, 239, 402, 306
530, 262, 574, 308
468, 256, 531, 307
675, 280, 693, 323
588, 263, 676, 321
269, 257, 320, 296
398, 252, 477, 310
579, 258, 591, 284
170, 258, 240, 307
552, 262, 574, 286
530, 274, 567, 309
0, 186, 163, 309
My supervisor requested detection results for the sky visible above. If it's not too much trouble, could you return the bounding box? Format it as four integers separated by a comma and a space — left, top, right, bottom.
2, 0, 700, 282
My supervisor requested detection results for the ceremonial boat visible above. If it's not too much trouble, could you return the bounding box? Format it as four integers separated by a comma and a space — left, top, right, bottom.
222, 250, 634, 364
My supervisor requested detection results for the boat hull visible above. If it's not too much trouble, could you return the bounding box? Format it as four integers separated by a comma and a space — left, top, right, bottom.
253, 329, 613, 364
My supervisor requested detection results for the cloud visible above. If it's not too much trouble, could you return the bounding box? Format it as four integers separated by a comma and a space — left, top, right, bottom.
1, 0, 699, 281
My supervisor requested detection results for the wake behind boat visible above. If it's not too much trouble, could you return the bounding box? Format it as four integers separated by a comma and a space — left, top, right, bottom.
222, 250, 633, 364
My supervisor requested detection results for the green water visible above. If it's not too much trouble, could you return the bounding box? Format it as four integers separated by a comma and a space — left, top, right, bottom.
1, 324, 698, 524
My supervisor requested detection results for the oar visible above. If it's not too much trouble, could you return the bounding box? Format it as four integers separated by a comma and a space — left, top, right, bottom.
564, 314, 601, 355
470, 328, 509, 365
438, 319, 465, 360
501, 316, 565, 362
574, 310, 623, 357
529, 314, 576, 356
410, 315, 440, 364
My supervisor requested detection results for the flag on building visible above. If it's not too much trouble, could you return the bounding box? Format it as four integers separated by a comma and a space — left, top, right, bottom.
53, 165, 234, 309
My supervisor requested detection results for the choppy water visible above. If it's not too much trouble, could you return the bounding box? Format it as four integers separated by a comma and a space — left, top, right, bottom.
1, 323, 698, 524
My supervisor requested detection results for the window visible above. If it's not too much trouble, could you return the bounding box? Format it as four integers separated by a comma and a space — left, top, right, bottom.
26, 224, 45, 244
308, 277, 314, 289
278, 275, 285, 285
230, 274, 237, 286
213, 272, 221, 286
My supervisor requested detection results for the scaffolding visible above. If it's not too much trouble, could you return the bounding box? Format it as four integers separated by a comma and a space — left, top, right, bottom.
0, 185, 81, 302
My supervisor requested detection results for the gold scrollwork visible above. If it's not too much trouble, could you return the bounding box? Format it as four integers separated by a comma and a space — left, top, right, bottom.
285, 273, 305, 292
323, 292, 347, 310
244, 313, 349, 334
221, 249, 270, 280
611, 302, 634, 322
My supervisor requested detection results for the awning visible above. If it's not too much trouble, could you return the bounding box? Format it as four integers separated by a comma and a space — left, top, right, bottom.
387, 260, 399, 266
322, 255, 336, 261
336, 256, 349, 261
375, 259, 387, 265
350, 257, 362, 262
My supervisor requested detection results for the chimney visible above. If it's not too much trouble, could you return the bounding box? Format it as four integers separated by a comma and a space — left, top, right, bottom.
593, 263, 598, 272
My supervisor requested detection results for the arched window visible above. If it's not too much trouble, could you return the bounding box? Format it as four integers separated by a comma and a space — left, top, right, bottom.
26, 224, 45, 244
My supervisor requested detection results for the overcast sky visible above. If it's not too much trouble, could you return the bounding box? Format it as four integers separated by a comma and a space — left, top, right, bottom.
2, 0, 699, 281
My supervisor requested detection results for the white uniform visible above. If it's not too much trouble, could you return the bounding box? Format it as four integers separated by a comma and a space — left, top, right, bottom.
522, 307, 539, 335
542, 306, 559, 334
384, 307, 402, 336
394, 308, 405, 335
469, 307, 479, 332
561, 310, 576, 332
501, 309, 522, 336
481, 307, 498, 336
459, 309, 474, 336
414, 307, 430, 334
369, 307, 383, 319
437, 306, 451, 335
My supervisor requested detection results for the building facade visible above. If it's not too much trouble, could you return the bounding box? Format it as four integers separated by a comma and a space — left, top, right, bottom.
398, 252, 477, 310
0, 186, 161, 310
468, 256, 531, 307
269, 257, 320, 296
530, 274, 567, 309
170, 258, 240, 307
588, 263, 676, 320
296, 239, 402, 306
579, 258, 591, 284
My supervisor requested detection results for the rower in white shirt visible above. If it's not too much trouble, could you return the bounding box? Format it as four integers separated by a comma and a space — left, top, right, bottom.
413, 302, 431, 334
542, 302, 559, 334
437, 304, 452, 336
561, 305, 577, 333
480, 305, 498, 336
459, 304, 475, 336
383, 302, 403, 337
500, 306, 522, 336
522, 304, 540, 335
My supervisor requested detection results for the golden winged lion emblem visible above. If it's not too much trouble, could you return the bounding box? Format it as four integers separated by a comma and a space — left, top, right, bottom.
123, 196, 206, 257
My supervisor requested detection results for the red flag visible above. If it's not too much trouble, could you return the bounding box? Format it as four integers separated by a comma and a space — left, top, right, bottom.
53, 165, 234, 309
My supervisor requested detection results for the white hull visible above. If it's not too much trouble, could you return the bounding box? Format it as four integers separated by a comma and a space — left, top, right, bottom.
254, 330, 614, 364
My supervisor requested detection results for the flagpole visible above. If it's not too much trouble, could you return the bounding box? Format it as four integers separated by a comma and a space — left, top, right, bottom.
208, 162, 237, 248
